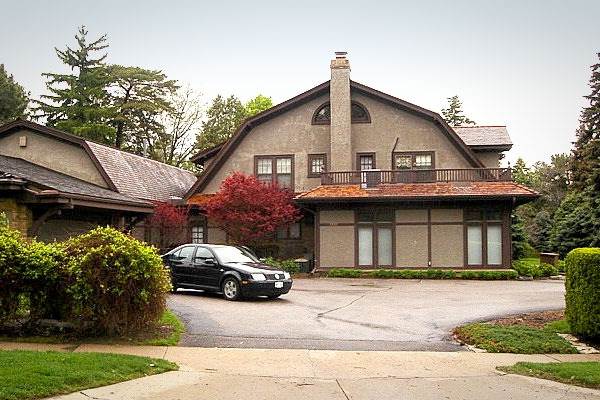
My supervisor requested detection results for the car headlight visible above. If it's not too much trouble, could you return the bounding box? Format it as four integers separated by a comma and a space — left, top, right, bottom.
251, 273, 266, 281
283, 272, 290, 279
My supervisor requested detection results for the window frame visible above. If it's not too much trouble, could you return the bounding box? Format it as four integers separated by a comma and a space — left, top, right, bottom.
307, 153, 328, 178
276, 222, 302, 240
356, 152, 376, 171
191, 225, 205, 244
253, 155, 295, 190
311, 101, 371, 125
392, 151, 435, 170
464, 209, 505, 267
355, 208, 395, 268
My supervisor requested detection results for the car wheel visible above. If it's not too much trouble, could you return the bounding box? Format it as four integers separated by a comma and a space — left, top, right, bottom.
222, 277, 241, 301
267, 294, 280, 299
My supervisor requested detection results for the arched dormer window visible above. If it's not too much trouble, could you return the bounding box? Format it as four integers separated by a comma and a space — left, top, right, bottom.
311, 101, 371, 125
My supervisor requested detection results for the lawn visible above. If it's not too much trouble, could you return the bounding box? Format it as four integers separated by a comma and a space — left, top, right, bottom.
0, 350, 177, 400
498, 362, 600, 389
454, 323, 577, 353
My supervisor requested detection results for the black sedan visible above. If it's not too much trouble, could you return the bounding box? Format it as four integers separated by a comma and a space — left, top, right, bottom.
162, 244, 293, 301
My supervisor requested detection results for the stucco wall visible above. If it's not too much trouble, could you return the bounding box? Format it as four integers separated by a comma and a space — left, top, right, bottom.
0, 129, 108, 187
430, 225, 464, 267
431, 208, 463, 223
207, 226, 228, 244
319, 209, 354, 224
0, 198, 31, 235
396, 209, 427, 223
476, 152, 501, 168
395, 225, 428, 267
319, 225, 354, 268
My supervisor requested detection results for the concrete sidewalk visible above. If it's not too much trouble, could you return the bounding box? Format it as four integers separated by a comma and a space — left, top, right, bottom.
2, 342, 599, 399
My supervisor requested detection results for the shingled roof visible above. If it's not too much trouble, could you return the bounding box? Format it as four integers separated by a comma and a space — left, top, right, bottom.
453, 126, 512, 149
0, 155, 152, 208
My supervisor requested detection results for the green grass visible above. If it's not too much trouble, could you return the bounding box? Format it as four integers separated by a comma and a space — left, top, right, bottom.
0, 350, 177, 400
498, 362, 600, 389
454, 323, 577, 354
544, 319, 571, 334
327, 268, 518, 280
0, 309, 185, 347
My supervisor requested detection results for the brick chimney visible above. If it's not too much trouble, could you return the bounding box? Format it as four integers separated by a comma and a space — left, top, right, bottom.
329, 51, 352, 171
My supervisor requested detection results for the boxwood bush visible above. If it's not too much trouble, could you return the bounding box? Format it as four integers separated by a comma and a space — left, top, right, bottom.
61, 227, 171, 336
565, 248, 600, 340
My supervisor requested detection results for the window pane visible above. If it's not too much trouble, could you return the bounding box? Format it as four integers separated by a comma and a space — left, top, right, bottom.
467, 225, 483, 265
395, 155, 412, 169
358, 226, 373, 266
276, 226, 287, 239
195, 247, 212, 258
289, 223, 301, 239
487, 225, 502, 265
359, 155, 374, 170
258, 174, 272, 184
276, 174, 291, 188
311, 157, 325, 174
257, 159, 272, 174
377, 227, 393, 266
276, 158, 291, 173
486, 210, 502, 221
179, 246, 195, 261
415, 154, 432, 168
191, 226, 204, 244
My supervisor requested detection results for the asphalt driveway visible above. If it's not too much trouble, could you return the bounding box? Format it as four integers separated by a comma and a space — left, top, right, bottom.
168, 278, 565, 351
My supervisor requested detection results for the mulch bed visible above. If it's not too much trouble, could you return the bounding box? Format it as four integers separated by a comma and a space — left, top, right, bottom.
487, 310, 564, 329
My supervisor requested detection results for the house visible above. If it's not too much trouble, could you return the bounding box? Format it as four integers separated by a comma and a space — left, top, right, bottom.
186, 52, 538, 269
0, 120, 197, 245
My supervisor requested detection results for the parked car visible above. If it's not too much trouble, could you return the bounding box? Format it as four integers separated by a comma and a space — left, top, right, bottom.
162, 244, 293, 300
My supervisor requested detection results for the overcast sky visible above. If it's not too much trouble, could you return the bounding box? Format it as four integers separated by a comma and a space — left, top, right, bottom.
1, 0, 598, 165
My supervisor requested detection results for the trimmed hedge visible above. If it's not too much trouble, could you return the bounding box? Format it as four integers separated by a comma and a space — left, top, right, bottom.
565, 248, 600, 340
512, 259, 559, 278
327, 268, 518, 280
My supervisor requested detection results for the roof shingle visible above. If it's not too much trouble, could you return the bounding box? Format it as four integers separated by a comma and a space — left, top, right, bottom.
453, 126, 512, 147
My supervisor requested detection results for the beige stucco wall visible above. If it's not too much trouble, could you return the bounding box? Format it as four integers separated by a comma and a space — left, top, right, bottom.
431, 208, 463, 223
396, 209, 427, 223
396, 225, 428, 267
0, 129, 108, 187
430, 224, 464, 267
36, 218, 97, 242
0, 198, 32, 235
319, 209, 354, 224
207, 226, 227, 244
319, 225, 354, 268
476, 152, 501, 168
350, 93, 473, 170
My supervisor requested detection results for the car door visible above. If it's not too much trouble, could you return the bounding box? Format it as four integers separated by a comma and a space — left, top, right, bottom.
171, 245, 197, 285
192, 247, 222, 288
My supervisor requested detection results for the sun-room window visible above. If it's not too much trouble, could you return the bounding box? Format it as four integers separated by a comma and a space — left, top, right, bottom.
255, 156, 294, 189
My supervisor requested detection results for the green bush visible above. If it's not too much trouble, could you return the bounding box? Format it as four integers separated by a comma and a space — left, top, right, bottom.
565, 248, 600, 340
328, 268, 517, 280
512, 259, 557, 278
61, 227, 171, 336
0, 212, 8, 227
327, 268, 362, 278
557, 260, 566, 273
262, 257, 300, 274
0, 227, 29, 323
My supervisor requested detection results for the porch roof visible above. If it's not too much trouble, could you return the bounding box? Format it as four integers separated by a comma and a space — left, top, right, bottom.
294, 181, 539, 203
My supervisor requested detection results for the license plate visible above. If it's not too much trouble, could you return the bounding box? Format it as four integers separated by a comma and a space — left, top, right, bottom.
274, 282, 284, 288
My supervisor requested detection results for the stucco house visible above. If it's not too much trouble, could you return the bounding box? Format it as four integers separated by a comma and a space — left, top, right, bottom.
186, 52, 538, 269
0, 120, 197, 244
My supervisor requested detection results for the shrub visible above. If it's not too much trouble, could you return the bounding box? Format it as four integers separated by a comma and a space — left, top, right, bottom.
557, 260, 566, 273
512, 259, 557, 278
538, 262, 559, 277
327, 268, 362, 278
565, 248, 600, 340
61, 227, 171, 336
262, 257, 300, 274
0, 211, 8, 227
328, 268, 516, 280
0, 227, 29, 323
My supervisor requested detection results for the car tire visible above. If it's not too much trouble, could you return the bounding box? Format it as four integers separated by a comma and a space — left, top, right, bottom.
222, 277, 241, 301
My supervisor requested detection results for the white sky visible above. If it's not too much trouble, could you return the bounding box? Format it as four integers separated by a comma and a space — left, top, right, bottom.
1, 0, 599, 165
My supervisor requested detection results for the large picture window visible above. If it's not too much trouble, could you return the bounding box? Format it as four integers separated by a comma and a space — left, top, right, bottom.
465, 210, 504, 266
254, 156, 294, 189
356, 209, 394, 267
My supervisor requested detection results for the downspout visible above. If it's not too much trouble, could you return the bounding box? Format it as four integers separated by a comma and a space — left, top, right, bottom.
299, 205, 318, 273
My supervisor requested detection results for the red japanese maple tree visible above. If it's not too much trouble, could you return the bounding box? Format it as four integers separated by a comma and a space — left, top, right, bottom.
204, 172, 301, 245
147, 201, 188, 250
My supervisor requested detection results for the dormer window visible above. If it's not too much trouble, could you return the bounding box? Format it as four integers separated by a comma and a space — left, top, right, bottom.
311, 101, 371, 125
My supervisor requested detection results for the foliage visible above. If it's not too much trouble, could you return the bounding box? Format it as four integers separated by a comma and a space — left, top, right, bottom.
441, 95, 476, 126
33, 26, 115, 144
498, 362, 600, 389
262, 257, 300, 274
512, 258, 558, 278
61, 227, 171, 336
454, 323, 577, 354
327, 268, 518, 280
544, 319, 571, 334
550, 190, 600, 257
0, 350, 177, 400
245, 94, 273, 116
0, 227, 30, 323
143, 309, 185, 346
107, 65, 178, 149
511, 212, 528, 260
0, 64, 29, 124
195, 95, 247, 151
564, 248, 600, 340
0, 212, 8, 228
571, 52, 600, 191
204, 172, 301, 245
146, 202, 188, 251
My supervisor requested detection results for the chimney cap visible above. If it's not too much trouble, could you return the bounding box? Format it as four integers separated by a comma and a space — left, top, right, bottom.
335, 51, 348, 59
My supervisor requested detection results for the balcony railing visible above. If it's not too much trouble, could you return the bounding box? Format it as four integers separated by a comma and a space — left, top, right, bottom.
320, 168, 512, 186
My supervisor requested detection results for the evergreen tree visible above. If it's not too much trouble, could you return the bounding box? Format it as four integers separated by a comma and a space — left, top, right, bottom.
195, 95, 247, 151
511, 212, 528, 259
550, 190, 600, 256
441, 95, 476, 126
572, 52, 600, 191
107, 65, 178, 150
530, 210, 553, 252
0, 64, 29, 124
33, 26, 114, 144
245, 94, 273, 116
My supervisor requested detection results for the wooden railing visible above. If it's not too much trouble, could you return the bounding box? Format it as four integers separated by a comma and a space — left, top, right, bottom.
321, 168, 512, 186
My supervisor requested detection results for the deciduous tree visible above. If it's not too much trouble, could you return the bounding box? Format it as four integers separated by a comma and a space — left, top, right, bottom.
204, 172, 301, 245
146, 201, 188, 251
0, 64, 29, 124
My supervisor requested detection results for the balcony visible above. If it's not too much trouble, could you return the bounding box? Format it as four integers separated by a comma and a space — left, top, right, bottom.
320, 168, 512, 186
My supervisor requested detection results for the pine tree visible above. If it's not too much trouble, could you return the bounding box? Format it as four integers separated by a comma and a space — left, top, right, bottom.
33, 26, 114, 144
195, 95, 247, 151
511, 212, 529, 259
572, 53, 600, 191
441, 95, 476, 126
0, 64, 29, 124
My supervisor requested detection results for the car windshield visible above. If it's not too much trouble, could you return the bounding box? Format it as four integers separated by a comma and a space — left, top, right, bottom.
212, 246, 258, 264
